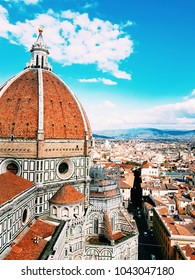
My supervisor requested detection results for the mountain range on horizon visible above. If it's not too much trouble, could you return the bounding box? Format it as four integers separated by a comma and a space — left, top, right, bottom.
93, 128, 195, 140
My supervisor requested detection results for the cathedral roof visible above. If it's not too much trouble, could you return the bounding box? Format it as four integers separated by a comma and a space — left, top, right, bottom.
0, 29, 91, 141
4, 219, 57, 260
0, 172, 33, 206
50, 184, 84, 205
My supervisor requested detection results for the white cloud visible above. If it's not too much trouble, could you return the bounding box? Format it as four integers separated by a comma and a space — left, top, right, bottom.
122, 20, 134, 28
3, 0, 41, 4
24, 0, 41, 4
104, 100, 116, 108
87, 91, 195, 130
0, 6, 133, 80
101, 78, 117, 85
83, 1, 98, 10
79, 78, 99, 83
79, 77, 117, 85
0, 5, 10, 39
184, 89, 195, 100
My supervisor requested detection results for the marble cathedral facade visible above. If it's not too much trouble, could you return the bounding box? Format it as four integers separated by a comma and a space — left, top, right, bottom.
0, 29, 138, 260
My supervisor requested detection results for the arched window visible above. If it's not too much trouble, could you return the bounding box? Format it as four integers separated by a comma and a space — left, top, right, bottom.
86, 249, 99, 260
41, 56, 44, 68
7, 162, 18, 174
111, 216, 115, 231
52, 206, 57, 216
61, 207, 69, 217
22, 208, 29, 225
99, 249, 112, 260
36, 55, 39, 67
94, 217, 99, 234
74, 206, 79, 216
74, 226, 82, 234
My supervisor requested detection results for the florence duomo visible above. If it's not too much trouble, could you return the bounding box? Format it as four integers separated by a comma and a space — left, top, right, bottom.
0, 28, 138, 260
1, 1, 195, 271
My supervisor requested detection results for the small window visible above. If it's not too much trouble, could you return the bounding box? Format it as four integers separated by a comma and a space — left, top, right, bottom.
36, 55, 38, 67
7, 162, 18, 174
59, 162, 69, 174
41, 56, 44, 68
22, 208, 28, 225
52, 206, 57, 216
94, 218, 99, 234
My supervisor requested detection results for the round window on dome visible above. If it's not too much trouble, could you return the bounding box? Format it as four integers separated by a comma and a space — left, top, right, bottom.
0, 159, 21, 176
59, 162, 69, 174
57, 159, 74, 180
6, 162, 19, 175
22, 208, 29, 225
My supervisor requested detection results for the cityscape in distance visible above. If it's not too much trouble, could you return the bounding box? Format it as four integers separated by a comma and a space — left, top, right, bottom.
93, 128, 195, 140
92, 136, 195, 260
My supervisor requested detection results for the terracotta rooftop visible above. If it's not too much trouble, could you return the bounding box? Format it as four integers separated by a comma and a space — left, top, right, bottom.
90, 189, 117, 197
156, 207, 195, 237
142, 161, 154, 168
104, 213, 113, 241
120, 178, 131, 189
0, 172, 33, 206
104, 163, 135, 170
104, 213, 130, 242
112, 231, 124, 240
180, 244, 195, 260
0, 70, 38, 138
0, 69, 91, 140
50, 184, 84, 205
43, 71, 91, 139
4, 219, 57, 260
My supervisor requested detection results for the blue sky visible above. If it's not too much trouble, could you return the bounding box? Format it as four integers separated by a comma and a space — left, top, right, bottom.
0, 0, 195, 131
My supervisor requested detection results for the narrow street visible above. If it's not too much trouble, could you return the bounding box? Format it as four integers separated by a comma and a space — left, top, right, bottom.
130, 205, 163, 260
130, 168, 163, 260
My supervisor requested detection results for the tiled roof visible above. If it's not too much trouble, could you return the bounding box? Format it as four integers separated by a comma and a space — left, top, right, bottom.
0, 172, 33, 206
0, 69, 91, 139
43, 71, 91, 139
175, 224, 191, 236
142, 161, 153, 168
4, 219, 57, 260
0, 70, 38, 138
104, 213, 113, 240
104, 213, 126, 242
112, 232, 124, 240
120, 178, 131, 189
119, 163, 134, 169
156, 207, 194, 237
50, 184, 84, 204
180, 244, 195, 260
90, 189, 117, 197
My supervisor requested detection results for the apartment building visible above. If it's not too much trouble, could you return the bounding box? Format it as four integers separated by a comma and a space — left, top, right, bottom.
153, 207, 195, 259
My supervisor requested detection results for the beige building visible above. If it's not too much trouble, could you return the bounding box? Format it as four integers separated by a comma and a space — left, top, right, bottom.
153, 207, 195, 260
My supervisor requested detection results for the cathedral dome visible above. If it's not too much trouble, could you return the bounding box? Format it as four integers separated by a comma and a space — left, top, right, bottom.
0, 29, 91, 141
0, 27, 93, 200
0, 69, 91, 140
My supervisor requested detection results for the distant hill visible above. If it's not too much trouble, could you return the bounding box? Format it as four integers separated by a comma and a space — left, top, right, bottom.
92, 134, 112, 139
93, 128, 195, 140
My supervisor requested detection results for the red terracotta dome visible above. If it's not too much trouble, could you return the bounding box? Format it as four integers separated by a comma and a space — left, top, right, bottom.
0, 69, 91, 140
50, 184, 85, 205
0, 29, 91, 141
